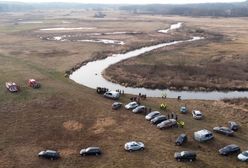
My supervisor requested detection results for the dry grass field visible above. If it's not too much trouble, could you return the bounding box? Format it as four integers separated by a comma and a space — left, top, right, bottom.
0, 10, 247, 168
105, 16, 248, 91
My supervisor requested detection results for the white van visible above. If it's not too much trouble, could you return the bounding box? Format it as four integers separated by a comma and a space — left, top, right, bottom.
103, 91, 120, 100
194, 129, 213, 142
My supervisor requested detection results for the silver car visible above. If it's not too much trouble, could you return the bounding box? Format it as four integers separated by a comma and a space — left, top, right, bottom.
124, 141, 145, 152
145, 111, 160, 120
125, 102, 139, 110
238, 151, 248, 162
157, 119, 177, 129
132, 106, 146, 113
213, 126, 234, 136
192, 110, 203, 120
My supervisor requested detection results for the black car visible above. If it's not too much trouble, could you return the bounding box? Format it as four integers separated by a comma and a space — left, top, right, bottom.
151, 115, 167, 125
219, 144, 240, 156
175, 134, 188, 146
112, 102, 122, 110
96, 87, 108, 94
228, 121, 239, 131
213, 126, 234, 136
38, 150, 60, 160
174, 151, 196, 162
80, 147, 102, 156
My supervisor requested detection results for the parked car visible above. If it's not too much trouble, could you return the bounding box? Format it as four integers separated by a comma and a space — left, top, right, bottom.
28, 79, 40, 89
124, 141, 144, 152
96, 87, 108, 94
194, 129, 214, 142
125, 101, 139, 110
228, 121, 239, 131
38, 150, 60, 160
112, 102, 122, 110
103, 91, 120, 100
175, 134, 188, 146
237, 150, 248, 162
219, 144, 240, 156
174, 151, 196, 162
192, 110, 203, 120
180, 106, 188, 114
132, 106, 146, 113
6, 82, 19, 92
213, 126, 234, 136
151, 115, 167, 125
145, 111, 160, 120
80, 147, 102, 156
157, 119, 177, 129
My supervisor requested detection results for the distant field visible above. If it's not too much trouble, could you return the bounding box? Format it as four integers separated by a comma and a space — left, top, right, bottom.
0, 10, 247, 168
105, 16, 248, 91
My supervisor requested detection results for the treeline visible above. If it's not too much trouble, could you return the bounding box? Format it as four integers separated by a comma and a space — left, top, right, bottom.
0, 2, 119, 12
0, 2, 33, 12
1, 1, 248, 17
120, 1, 248, 17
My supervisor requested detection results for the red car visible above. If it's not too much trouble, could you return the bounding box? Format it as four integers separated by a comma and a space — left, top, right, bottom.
28, 79, 40, 89
6, 82, 19, 92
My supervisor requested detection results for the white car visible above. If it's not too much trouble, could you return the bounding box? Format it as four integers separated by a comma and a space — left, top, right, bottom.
125, 102, 139, 110
132, 106, 146, 113
192, 110, 203, 120
124, 141, 145, 152
238, 151, 248, 162
145, 111, 160, 120
103, 91, 120, 100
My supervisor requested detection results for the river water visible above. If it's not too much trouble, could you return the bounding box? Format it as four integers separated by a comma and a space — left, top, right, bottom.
70, 24, 248, 100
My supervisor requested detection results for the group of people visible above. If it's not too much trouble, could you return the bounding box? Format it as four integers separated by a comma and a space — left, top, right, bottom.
167, 112, 178, 121
116, 89, 125, 95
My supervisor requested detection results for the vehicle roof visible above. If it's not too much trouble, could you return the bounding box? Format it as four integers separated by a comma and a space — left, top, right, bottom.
181, 151, 196, 155
45, 150, 58, 153
195, 129, 212, 135
193, 110, 202, 114
86, 147, 100, 150
106, 90, 119, 93
156, 115, 166, 118
148, 111, 160, 115
128, 101, 138, 104
228, 121, 238, 125
136, 105, 145, 108
113, 102, 122, 104
179, 133, 187, 137
220, 127, 231, 130
225, 144, 239, 148
126, 141, 139, 145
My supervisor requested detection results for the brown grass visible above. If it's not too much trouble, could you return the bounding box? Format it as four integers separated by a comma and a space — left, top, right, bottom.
0, 10, 247, 168
105, 17, 248, 91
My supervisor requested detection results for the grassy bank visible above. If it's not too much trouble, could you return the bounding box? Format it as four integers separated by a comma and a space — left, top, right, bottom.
104, 17, 248, 91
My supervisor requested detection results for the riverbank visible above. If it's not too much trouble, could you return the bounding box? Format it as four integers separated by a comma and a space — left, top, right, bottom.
65, 33, 194, 77
104, 19, 248, 92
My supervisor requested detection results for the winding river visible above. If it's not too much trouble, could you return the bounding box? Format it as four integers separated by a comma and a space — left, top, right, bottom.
70, 24, 248, 100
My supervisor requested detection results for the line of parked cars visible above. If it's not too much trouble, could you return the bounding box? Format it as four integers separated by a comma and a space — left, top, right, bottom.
39, 141, 146, 160
107, 97, 246, 163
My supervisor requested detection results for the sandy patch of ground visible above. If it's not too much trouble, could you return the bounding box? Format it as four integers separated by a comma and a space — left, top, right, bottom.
63, 120, 83, 131
59, 148, 76, 156
91, 117, 116, 134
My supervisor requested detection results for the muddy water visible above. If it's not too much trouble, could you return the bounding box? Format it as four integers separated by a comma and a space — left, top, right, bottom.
70, 24, 248, 100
